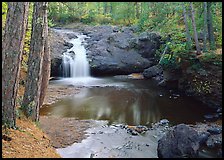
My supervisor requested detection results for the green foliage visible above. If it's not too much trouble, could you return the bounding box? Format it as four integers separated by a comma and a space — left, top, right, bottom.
200, 52, 222, 66
159, 54, 180, 71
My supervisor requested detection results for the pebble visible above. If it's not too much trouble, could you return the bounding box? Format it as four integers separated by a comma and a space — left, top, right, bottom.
160, 119, 169, 125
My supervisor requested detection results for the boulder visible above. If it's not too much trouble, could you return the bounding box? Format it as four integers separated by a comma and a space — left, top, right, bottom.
137, 32, 162, 59
143, 65, 163, 78
157, 124, 200, 158
84, 26, 160, 76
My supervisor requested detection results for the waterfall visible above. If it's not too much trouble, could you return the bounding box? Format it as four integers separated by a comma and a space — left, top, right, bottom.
62, 34, 90, 78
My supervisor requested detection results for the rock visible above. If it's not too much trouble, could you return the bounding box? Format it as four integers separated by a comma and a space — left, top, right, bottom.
85, 26, 161, 76
206, 134, 222, 148
137, 32, 162, 59
157, 124, 200, 158
49, 26, 162, 77
127, 128, 139, 136
64, 41, 73, 48
159, 119, 169, 125
50, 58, 63, 77
158, 79, 167, 87
143, 65, 163, 79
198, 132, 210, 145
207, 127, 222, 135
66, 33, 78, 39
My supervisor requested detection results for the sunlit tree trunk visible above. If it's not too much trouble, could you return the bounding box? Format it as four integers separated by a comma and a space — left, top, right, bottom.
182, 3, 192, 50
190, 2, 201, 54
2, 2, 29, 128
22, 2, 48, 121
39, 2, 50, 107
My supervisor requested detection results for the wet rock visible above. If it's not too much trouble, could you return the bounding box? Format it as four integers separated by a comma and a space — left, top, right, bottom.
207, 127, 222, 135
206, 134, 222, 148
143, 65, 163, 79
159, 119, 169, 125
157, 124, 200, 158
198, 132, 210, 145
66, 33, 78, 39
127, 128, 139, 136
135, 125, 148, 134
64, 41, 73, 48
158, 79, 167, 87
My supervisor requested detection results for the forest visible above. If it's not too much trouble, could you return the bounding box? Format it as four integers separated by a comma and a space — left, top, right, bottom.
2, 2, 222, 158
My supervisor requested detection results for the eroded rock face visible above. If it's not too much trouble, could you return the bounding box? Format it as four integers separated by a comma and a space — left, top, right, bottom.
143, 65, 163, 79
85, 27, 161, 76
49, 28, 76, 77
49, 25, 162, 76
157, 124, 200, 158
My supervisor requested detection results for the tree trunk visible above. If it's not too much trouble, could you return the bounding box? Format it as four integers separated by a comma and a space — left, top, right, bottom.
203, 2, 207, 52
207, 2, 216, 50
190, 2, 201, 54
2, 2, 29, 128
39, 3, 50, 107
135, 2, 140, 19
103, 2, 107, 15
22, 2, 48, 121
109, 2, 112, 15
182, 3, 192, 50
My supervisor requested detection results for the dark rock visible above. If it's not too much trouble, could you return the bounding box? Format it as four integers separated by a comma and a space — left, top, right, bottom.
157, 124, 200, 158
143, 65, 163, 79
158, 79, 167, 87
206, 134, 222, 148
66, 33, 78, 39
49, 26, 162, 77
64, 41, 73, 48
127, 128, 138, 136
135, 125, 148, 133
198, 132, 210, 145
50, 58, 63, 77
137, 32, 161, 59
159, 119, 169, 125
207, 127, 222, 135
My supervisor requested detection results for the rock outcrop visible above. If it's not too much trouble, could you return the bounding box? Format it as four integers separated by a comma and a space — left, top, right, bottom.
49, 25, 162, 76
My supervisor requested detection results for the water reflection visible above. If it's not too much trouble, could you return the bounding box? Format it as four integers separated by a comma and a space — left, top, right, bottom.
40, 78, 214, 126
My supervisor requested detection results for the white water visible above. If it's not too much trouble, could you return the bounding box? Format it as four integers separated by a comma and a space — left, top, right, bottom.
62, 34, 90, 78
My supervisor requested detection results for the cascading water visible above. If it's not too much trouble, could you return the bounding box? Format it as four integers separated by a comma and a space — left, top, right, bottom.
60, 31, 110, 87
62, 34, 90, 78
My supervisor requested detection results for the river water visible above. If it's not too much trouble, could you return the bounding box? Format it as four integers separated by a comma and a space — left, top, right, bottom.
40, 76, 214, 126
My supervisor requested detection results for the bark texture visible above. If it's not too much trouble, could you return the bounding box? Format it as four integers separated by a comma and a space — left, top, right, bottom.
22, 2, 48, 121
190, 3, 201, 54
2, 2, 29, 128
39, 3, 50, 107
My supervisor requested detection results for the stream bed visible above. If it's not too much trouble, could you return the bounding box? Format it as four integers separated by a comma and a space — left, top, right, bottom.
40, 76, 217, 158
